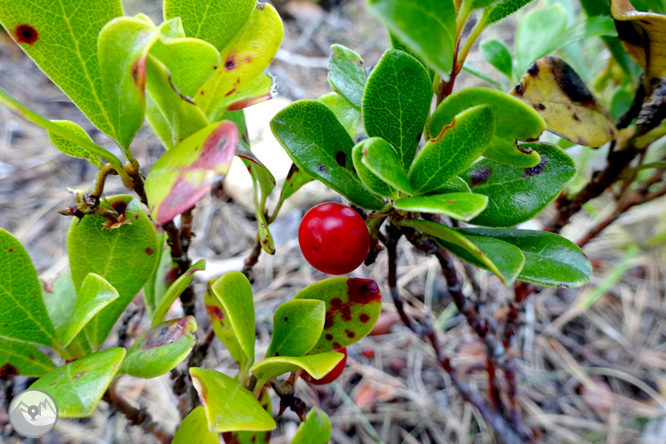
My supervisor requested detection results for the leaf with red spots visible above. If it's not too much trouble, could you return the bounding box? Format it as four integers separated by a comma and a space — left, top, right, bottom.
429, 88, 545, 168
0, 228, 58, 348
68, 196, 159, 349
0, 337, 55, 377
190, 368, 276, 432
120, 316, 197, 378
510, 57, 616, 147
205, 272, 255, 366
293, 278, 382, 354
145, 121, 238, 225
394, 193, 488, 221
267, 300, 326, 358
249, 353, 345, 389
98, 15, 160, 149
31, 348, 125, 418
401, 220, 525, 285
152, 260, 206, 326
292, 408, 331, 444
195, 3, 283, 120
173, 406, 218, 444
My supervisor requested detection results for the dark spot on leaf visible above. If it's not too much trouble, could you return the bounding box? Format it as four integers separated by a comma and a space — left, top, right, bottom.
325, 333, 333, 341
74, 371, 86, 380
513, 83, 524, 95
7, 247, 13, 253
252, 436, 257, 442
225, 58, 235, 70
284, 316, 289, 323
15, 24, 39, 45
573, 113, 580, 121
3, 323, 8, 327
200, 91, 205, 95
345, 329, 355, 338
145, 248, 154, 255
317, 164, 327, 174
548, 57, 594, 105
143, 318, 192, 350
448, 199, 456, 204
112, 201, 127, 215
286, 164, 299, 180
347, 279, 381, 305
28, 354, 35, 361
0, 364, 17, 376
225, 88, 237, 97
359, 314, 370, 323
523, 156, 549, 177
527, 62, 539, 77
335, 151, 346, 167
332, 342, 341, 349
135, 215, 139, 220
470, 167, 492, 186
207, 305, 224, 321
534, 103, 546, 110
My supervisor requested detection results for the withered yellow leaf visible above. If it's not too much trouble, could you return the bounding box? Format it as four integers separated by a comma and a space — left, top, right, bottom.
510, 57, 617, 147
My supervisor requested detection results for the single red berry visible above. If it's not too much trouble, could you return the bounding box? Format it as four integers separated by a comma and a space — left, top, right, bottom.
298, 203, 370, 275
303, 348, 347, 385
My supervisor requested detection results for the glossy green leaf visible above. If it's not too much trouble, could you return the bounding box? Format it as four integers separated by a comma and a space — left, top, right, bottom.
42, 275, 91, 358
429, 88, 545, 168
120, 316, 197, 378
0, 228, 57, 347
470, 0, 498, 9
515, 5, 568, 74
352, 141, 396, 199
0, 337, 55, 377
164, 0, 256, 51
267, 300, 326, 358
195, 3, 283, 121
31, 348, 125, 418
271, 100, 385, 210
205, 292, 245, 367
394, 193, 488, 221
485, 0, 535, 25
173, 407, 218, 444
48, 121, 102, 167
363, 49, 432, 169
250, 353, 344, 388
389, 33, 435, 81
426, 176, 472, 195
457, 228, 592, 287
208, 272, 255, 362
145, 121, 238, 224
278, 164, 314, 203
57, 274, 118, 347
143, 233, 175, 318
294, 278, 382, 353
0, 0, 122, 137
292, 408, 331, 444
328, 44, 367, 109
68, 196, 159, 348
98, 15, 159, 149
318, 92, 362, 137
401, 220, 524, 285
152, 260, 206, 326
360, 137, 413, 194
460, 142, 576, 227
366, 0, 456, 76
225, 389, 272, 444
410, 105, 495, 195
190, 368, 276, 432
480, 40, 513, 79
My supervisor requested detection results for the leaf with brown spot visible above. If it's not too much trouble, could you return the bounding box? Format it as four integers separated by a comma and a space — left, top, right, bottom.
510, 57, 617, 147
0, 337, 55, 377
293, 278, 382, 354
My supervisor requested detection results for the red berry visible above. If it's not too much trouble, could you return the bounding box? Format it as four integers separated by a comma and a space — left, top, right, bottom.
298, 203, 370, 275
303, 348, 347, 385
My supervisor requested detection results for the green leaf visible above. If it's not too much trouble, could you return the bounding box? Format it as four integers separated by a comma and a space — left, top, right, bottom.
42, 275, 91, 358
195, 3, 283, 121
460, 142, 576, 227
514, 5, 568, 74
360, 137, 413, 195
48, 121, 102, 167
57, 274, 118, 348
389, 33, 435, 81
0, 0, 122, 137
145, 121, 238, 224
143, 233, 175, 318
366, 0, 456, 76
0, 337, 55, 377
462, 64, 503, 89
429, 88, 545, 168
68, 196, 159, 348
457, 228, 591, 287
480, 40, 513, 79
190, 368, 276, 432
256, 208, 275, 255
328, 44, 367, 109
31, 348, 125, 418
485, 0, 535, 25
394, 193, 488, 221
401, 220, 524, 285
120, 316, 197, 378
250, 353, 344, 388
267, 300, 326, 358
152, 260, 206, 326
208, 272, 255, 362
409, 105, 495, 195
294, 278, 382, 353
470, 0, 498, 9
164, 0, 256, 51
271, 100, 385, 210
363, 49, 432, 169
278, 164, 314, 203
318, 92, 362, 137
0, 228, 57, 347
225, 389, 272, 444
205, 289, 246, 368
173, 407, 218, 444
292, 408, 331, 444
352, 141, 396, 199
98, 15, 160, 149
426, 176, 472, 195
